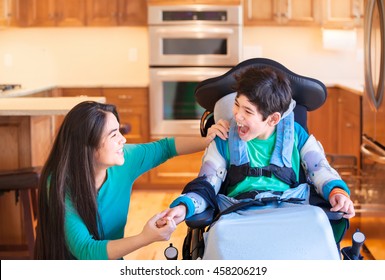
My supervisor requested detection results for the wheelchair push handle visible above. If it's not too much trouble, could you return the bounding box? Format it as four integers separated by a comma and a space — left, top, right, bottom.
341, 229, 366, 260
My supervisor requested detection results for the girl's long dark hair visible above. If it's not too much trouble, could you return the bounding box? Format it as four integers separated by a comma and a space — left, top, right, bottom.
34, 101, 119, 259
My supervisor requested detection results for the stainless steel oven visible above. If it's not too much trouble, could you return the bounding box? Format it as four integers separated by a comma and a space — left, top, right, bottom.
150, 67, 230, 136
148, 5, 242, 67
148, 3, 242, 137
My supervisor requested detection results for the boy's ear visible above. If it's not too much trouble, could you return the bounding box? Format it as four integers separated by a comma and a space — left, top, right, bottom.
268, 112, 281, 126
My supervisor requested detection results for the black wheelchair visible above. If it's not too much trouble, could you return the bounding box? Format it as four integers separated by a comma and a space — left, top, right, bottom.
169, 58, 365, 260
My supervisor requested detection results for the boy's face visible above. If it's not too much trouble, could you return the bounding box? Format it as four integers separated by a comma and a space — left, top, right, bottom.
232, 95, 279, 141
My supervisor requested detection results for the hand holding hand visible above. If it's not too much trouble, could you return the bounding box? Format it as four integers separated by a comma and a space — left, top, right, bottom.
159, 205, 187, 225
141, 210, 177, 245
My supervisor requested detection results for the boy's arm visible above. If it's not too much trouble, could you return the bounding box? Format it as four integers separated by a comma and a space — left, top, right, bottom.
169, 139, 227, 219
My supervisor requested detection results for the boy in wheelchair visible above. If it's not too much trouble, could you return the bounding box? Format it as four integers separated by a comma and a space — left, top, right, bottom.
159, 62, 355, 259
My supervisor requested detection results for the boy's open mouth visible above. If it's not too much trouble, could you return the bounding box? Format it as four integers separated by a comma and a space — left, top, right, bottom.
237, 122, 249, 136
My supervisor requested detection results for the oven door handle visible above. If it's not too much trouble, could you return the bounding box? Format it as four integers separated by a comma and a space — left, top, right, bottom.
361, 140, 385, 164
154, 26, 236, 35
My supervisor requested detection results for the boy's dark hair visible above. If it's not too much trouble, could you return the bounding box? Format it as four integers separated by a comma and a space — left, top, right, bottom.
234, 66, 292, 120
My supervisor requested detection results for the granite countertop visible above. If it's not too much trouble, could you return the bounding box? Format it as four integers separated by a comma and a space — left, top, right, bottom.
0, 96, 106, 116
0, 81, 364, 99
0, 85, 57, 98
0, 84, 149, 98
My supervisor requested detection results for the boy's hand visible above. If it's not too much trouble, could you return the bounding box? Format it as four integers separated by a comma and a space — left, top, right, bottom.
157, 205, 187, 226
329, 194, 355, 219
155, 217, 169, 228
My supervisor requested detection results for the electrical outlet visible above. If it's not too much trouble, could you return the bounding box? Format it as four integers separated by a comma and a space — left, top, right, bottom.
4, 53, 12, 67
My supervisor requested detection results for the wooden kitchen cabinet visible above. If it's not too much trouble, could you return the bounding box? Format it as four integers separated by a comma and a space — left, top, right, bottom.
321, 0, 364, 28
7, 0, 86, 27
86, 0, 147, 26
336, 88, 362, 167
244, 0, 321, 26
0, 115, 53, 251
103, 88, 149, 144
308, 87, 362, 171
61, 87, 103, 97
148, 142, 204, 189
60, 87, 149, 144
0, 0, 6, 26
117, 0, 147, 26
7, 0, 146, 27
308, 87, 339, 154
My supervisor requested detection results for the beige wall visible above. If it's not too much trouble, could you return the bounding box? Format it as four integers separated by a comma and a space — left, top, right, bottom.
0, 27, 149, 88
243, 26, 364, 83
0, 26, 363, 88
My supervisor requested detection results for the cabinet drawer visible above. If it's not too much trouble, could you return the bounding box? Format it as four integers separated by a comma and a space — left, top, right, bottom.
103, 88, 148, 106
61, 88, 103, 96
118, 107, 149, 143
150, 151, 204, 186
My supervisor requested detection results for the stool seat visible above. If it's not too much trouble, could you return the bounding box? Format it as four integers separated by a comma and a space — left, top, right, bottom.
0, 167, 41, 259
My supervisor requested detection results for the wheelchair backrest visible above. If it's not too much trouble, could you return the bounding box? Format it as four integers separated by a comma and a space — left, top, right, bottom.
195, 58, 327, 136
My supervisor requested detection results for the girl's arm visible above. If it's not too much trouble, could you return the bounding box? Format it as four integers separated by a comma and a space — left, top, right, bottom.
174, 120, 230, 155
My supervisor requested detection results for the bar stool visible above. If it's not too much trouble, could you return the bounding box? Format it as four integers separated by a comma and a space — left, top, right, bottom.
0, 167, 41, 259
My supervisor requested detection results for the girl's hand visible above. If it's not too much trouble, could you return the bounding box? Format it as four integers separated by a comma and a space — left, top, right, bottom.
205, 119, 230, 145
141, 210, 177, 245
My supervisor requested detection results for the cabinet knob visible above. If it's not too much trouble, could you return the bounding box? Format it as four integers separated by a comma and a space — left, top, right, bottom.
345, 123, 353, 128
119, 109, 133, 113
118, 95, 133, 100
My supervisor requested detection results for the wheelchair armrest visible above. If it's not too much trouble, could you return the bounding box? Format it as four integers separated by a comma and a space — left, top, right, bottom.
323, 208, 345, 220
185, 208, 215, 229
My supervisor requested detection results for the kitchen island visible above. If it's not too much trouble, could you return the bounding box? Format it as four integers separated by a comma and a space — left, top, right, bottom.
0, 95, 105, 259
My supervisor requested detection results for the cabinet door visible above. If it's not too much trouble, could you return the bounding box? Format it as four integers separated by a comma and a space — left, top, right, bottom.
118, 0, 147, 26
86, 0, 118, 26
281, 0, 321, 25
0, 0, 7, 26
244, 0, 279, 25
337, 89, 361, 164
31, 0, 56, 26
149, 149, 204, 187
245, 0, 320, 26
7, 0, 28, 26
307, 87, 339, 154
322, 0, 364, 28
103, 88, 149, 143
55, 0, 86, 26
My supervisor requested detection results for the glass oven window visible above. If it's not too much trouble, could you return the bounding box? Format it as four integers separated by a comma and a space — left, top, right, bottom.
163, 11, 227, 21
163, 81, 206, 120
163, 39, 227, 55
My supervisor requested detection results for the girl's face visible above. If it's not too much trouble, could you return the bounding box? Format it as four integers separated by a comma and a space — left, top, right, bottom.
94, 112, 126, 171
232, 95, 280, 141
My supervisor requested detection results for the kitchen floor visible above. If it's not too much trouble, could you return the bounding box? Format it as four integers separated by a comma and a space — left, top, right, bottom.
124, 189, 187, 260
124, 189, 376, 260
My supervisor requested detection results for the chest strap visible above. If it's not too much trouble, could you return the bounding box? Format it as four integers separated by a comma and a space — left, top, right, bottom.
221, 163, 298, 194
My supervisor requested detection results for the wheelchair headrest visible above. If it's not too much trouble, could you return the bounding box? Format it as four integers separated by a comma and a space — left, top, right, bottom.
195, 58, 327, 113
